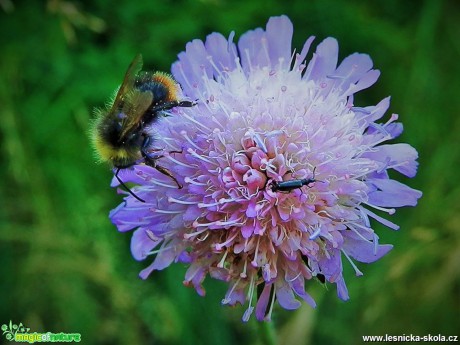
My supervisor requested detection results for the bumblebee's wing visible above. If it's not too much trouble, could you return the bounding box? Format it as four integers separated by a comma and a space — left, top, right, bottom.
110, 54, 152, 138
111, 54, 143, 113
119, 89, 153, 138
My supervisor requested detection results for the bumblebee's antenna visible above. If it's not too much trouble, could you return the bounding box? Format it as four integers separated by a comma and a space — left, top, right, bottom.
115, 168, 145, 202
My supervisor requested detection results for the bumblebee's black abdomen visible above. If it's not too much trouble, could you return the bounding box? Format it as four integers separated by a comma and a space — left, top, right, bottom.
135, 71, 179, 104
137, 81, 168, 104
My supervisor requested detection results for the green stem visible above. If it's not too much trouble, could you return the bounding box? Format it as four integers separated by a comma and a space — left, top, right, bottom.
258, 321, 277, 345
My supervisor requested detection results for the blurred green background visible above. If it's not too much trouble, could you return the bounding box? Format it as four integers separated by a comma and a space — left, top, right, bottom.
1, 0, 458, 344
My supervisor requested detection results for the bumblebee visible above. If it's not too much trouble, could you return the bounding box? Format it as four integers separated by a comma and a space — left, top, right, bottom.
91, 54, 195, 202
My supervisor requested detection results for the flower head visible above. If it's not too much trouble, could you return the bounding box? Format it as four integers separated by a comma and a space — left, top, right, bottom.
110, 15, 422, 321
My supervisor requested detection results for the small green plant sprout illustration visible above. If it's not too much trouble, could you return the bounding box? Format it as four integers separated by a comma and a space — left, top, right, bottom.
1, 321, 30, 341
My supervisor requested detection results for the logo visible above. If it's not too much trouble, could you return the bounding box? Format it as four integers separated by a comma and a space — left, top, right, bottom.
1, 321, 81, 343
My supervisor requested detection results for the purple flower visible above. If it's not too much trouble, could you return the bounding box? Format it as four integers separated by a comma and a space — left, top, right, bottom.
110, 15, 422, 321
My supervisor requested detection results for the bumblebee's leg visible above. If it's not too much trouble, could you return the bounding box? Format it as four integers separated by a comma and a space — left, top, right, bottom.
177, 100, 196, 107
143, 155, 183, 189
153, 163, 183, 189
145, 148, 183, 156
115, 168, 145, 202
167, 149, 183, 155
150, 100, 196, 113
141, 137, 183, 189
143, 101, 196, 123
